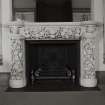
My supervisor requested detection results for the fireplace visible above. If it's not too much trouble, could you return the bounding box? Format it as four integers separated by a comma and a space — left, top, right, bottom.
25, 40, 80, 89
8, 21, 99, 90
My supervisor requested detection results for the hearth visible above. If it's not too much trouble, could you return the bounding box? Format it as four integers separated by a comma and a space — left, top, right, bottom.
25, 40, 80, 90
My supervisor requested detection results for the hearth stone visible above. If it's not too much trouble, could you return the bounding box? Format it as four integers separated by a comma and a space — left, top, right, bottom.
8, 21, 99, 89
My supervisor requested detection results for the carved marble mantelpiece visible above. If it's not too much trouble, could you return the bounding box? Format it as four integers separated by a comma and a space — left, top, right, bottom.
8, 21, 100, 88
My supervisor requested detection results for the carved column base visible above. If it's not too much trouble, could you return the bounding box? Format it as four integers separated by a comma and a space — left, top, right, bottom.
9, 79, 26, 88
80, 78, 97, 87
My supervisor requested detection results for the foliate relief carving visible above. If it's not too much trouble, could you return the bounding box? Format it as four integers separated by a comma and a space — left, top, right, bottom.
19, 26, 82, 40
10, 38, 24, 80
81, 36, 96, 79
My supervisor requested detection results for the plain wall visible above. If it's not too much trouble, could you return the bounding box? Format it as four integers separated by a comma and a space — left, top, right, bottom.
0, 0, 2, 60
13, 0, 91, 8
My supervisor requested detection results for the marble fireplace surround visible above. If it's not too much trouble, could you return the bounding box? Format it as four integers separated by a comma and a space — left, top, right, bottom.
8, 21, 99, 88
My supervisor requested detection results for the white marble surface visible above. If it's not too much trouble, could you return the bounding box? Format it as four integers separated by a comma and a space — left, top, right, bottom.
7, 21, 100, 88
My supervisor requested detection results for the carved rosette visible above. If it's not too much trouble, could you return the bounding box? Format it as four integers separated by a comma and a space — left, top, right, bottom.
8, 21, 99, 88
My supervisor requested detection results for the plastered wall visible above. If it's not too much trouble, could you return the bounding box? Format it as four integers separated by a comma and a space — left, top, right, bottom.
0, 0, 2, 62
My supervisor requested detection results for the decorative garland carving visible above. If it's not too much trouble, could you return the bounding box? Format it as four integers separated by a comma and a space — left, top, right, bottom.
11, 25, 82, 40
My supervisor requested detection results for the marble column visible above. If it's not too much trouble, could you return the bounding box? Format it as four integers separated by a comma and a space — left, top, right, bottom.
80, 22, 98, 87
9, 34, 26, 88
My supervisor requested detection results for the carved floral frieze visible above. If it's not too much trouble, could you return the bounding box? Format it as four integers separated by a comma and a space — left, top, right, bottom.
19, 26, 82, 40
